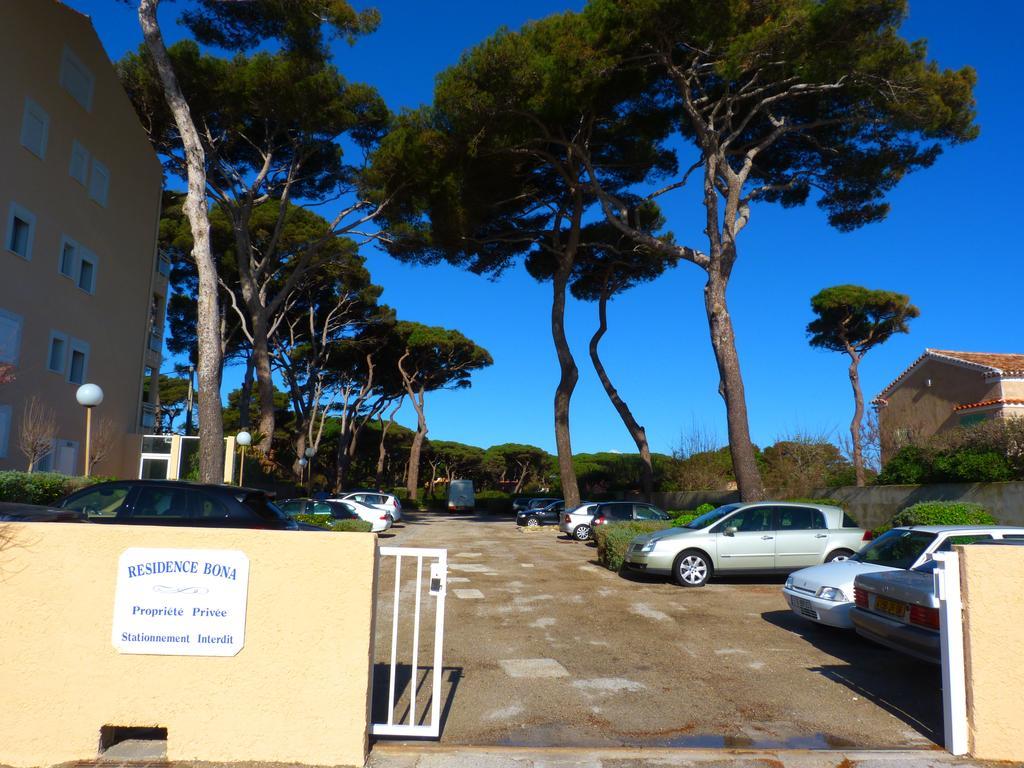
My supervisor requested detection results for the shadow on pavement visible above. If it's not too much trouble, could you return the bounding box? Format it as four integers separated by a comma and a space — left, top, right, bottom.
370, 663, 463, 740
761, 609, 942, 744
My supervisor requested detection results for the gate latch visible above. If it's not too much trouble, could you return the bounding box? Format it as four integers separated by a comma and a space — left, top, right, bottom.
429, 562, 446, 596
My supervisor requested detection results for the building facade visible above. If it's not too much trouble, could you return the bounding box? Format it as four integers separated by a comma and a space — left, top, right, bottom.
873, 349, 1024, 460
0, 0, 166, 478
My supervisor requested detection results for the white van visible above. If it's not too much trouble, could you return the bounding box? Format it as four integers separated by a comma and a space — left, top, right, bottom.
447, 480, 475, 512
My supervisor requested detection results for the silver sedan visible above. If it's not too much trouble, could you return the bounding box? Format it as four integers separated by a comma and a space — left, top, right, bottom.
623, 502, 866, 587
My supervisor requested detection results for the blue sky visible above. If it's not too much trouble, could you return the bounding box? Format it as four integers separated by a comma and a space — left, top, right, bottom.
68, 1, 1024, 456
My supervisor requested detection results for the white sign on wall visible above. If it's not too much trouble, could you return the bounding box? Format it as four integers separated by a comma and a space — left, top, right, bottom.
112, 547, 250, 657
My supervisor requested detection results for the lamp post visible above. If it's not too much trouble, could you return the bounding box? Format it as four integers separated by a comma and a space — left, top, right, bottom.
304, 446, 316, 496
236, 430, 252, 486
75, 383, 104, 477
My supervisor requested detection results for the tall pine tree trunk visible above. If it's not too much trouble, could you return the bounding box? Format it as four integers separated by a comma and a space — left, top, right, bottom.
590, 292, 653, 500
138, 0, 223, 483
251, 316, 276, 454
551, 262, 581, 508
237, 353, 255, 428
704, 271, 765, 501
405, 388, 427, 501
847, 350, 866, 486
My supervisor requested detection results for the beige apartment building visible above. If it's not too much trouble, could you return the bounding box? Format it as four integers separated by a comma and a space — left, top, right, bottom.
0, 0, 166, 478
873, 349, 1024, 460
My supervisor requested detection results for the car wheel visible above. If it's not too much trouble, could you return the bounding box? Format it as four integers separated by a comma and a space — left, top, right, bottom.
573, 525, 591, 541
825, 549, 854, 563
673, 550, 711, 588
526, 517, 540, 527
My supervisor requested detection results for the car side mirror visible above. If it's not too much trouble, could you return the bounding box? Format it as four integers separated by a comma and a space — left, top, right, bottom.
724, 526, 737, 537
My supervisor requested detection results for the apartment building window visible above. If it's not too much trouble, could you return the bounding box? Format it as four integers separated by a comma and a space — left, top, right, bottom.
0, 309, 23, 365
48, 332, 68, 374
20, 99, 49, 159
88, 159, 110, 207
6, 203, 36, 260
69, 140, 90, 185
68, 339, 89, 385
60, 46, 94, 111
59, 237, 77, 277
0, 404, 11, 459
77, 248, 97, 293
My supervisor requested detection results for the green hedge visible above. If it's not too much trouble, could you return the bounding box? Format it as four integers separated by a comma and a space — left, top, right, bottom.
294, 514, 373, 533
890, 501, 995, 528
0, 471, 108, 506
694, 502, 716, 516
671, 512, 698, 527
595, 521, 674, 571
476, 490, 513, 514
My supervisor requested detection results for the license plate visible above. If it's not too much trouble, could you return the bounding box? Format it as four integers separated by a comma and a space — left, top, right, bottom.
874, 595, 906, 619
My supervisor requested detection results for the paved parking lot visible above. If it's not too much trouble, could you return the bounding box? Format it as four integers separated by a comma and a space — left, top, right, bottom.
373, 510, 943, 750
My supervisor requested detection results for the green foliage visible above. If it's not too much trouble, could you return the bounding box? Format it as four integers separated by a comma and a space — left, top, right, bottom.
878, 419, 1024, 484
694, 502, 716, 516
475, 490, 513, 514
808, 285, 919, 356
0, 472, 108, 506
595, 521, 673, 571
293, 514, 373, 532
890, 502, 995, 528
671, 513, 698, 527
762, 440, 853, 498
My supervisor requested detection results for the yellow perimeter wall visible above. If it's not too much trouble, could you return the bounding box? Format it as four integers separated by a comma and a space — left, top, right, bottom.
960, 544, 1024, 762
0, 523, 378, 767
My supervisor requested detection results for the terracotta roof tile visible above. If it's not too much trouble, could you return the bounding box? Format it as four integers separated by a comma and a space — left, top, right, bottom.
929, 350, 1024, 374
953, 398, 1024, 412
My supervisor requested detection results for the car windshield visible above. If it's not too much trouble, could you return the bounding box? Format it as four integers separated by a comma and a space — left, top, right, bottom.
850, 529, 936, 569
684, 503, 742, 529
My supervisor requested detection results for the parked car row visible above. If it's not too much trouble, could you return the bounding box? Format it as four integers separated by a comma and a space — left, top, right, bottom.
555, 498, 1024, 664
0, 480, 402, 534
784, 525, 1024, 663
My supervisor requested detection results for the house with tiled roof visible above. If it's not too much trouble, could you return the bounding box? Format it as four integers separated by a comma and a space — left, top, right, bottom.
872, 349, 1024, 459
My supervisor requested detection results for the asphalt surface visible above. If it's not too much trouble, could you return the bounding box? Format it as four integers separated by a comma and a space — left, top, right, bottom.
372, 509, 943, 751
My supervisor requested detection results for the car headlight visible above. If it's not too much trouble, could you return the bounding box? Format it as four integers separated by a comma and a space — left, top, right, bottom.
816, 586, 848, 602
784, 576, 794, 590
640, 540, 656, 553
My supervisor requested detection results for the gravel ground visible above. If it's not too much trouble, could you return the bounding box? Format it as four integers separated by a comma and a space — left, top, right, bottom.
373, 509, 942, 750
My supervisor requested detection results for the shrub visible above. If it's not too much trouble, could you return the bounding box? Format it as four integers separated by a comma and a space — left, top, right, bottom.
672, 512, 697, 527
878, 418, 1024, 484
694, 502, 716, 516
595, 521, 673, 571
293, 514, 373, 532
877, 446, 933, 485
0, 471, 107, 506
476, 490, 513, 514
890, 501, 996, 528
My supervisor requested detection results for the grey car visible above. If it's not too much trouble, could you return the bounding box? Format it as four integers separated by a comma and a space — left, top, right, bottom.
850, 540, 1024, 664
624, 502, 865, 587
851, 563, 941, 664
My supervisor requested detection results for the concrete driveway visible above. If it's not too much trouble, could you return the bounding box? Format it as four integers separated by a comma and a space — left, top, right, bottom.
373, 510, 942, 750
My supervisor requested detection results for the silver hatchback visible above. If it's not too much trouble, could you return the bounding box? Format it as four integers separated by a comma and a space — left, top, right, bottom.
624, 502, 865, 587
559, 502, 601, 540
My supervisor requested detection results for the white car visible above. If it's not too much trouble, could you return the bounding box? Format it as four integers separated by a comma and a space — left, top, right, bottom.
327, 497, 394, 533
783, 525, 1024, 628
336, 491, 402, 522
559, 502, 601, 541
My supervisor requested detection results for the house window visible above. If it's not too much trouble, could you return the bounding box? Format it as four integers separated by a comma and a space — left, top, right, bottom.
59, 236, 77, 277
69, 140, 90, 185
48, 332, 68, 373
6, 203, 36, 260
960, 413, 987, 427
60, 46, 94, 111
0, 404, 10, 459
20, 98, 49, 159
88, 159, 109, 207
0, 309, 23, 364
68, 339, 89, 385
77, 248, 97, 293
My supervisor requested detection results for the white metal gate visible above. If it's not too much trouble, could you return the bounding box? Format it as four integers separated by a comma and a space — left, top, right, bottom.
934, 551, 968, 755
371, 546, 448, 738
